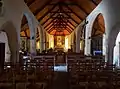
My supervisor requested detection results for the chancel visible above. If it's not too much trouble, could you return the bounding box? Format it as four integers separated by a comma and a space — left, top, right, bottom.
0, 0, 120, 89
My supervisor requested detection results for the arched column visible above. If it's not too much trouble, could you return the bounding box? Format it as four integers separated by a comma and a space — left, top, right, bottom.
107, 22, 120, 64
71, 32, 76, 52
85, 11, 103, 55
23, 13, 36, 55
0, 31, 11, 62
76, 26, 81, 53
107, 35, 115, 64
37, 25, 45, 52
1, 21, 19, 64
70, 32, 74, 52
103, 34, 106, 56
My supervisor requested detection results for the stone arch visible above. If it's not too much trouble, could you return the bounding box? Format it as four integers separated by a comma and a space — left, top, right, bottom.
70, 32, 74, 52
71, 32, 76, 52
0, 31, 11, 62
108, 22, 120, 64
85, 10, 106, 55
20, 14, 31, 52
37, 25, 45, 52
76, 21, 85, 53
90, 13, 105, 55
20, 12, 36, 55
0, 21, 18, 64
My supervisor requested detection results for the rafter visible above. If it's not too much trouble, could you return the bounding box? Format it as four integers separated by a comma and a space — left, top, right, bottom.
41, 9, 59, 25
21, 24, 29, 32
33, 0, 53, 15
67, 20, 76, 28
67, 23, 74, 30
92, 27, 98, 36
42, 8, 73, 29
44, 14, 62, 29
38, 4, 58, 22
90, 0, 97, 6
62, 3, 83, 21
50, 11, 72, 13
91, 33, 103, 38
66, 24, 74, 31
75, 4, 89, 15
66, 28, 72, 33
44, 21, 54, 30
48, 27, 55, 33
63, 12, 79, 25
46, 25, 54, 31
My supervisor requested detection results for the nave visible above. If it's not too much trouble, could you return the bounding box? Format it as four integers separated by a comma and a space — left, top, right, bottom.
1, 0, 120, 89
0, 52, 120, 89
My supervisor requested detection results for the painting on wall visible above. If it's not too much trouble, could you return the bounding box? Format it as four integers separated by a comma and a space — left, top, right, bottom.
54, 36, 65, 48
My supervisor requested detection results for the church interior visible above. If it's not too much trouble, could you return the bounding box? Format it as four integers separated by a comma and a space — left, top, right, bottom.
1, 0, 120, 89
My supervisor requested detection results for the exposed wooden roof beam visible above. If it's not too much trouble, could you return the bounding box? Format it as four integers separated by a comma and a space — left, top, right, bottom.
46, 25, 54, 31
67, 24, 74, 31
67, 20, 76, 28
48, 27, 55, 33
62, 4, 83, 21
41, 10, 59, 25
44, 20, 54, 29
66, 28, 72, 33
33, 0, 53, 15
75, 4, 89, 15
38, 4, 58, 22
44, 14, 62, 29
50, 11, 72, 13
91, 33, 103, 38
63, 12, 79, 25
90, 0, 97, 6
21, 23, 29, 32
92, 27, 97, 36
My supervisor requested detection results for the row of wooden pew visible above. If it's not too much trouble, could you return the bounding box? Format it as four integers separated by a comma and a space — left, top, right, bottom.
66, 54, 120, 89
0, 55, 56, 89
0, 53, 111, 89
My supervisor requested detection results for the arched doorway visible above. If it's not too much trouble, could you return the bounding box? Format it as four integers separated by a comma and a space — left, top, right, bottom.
0, 21, 18, 64
0, 31, 11, 62
91, 14, 105, 56
20, 15, 30, 55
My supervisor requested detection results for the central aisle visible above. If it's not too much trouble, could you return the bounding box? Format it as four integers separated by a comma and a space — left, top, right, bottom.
51, 72, 69, 89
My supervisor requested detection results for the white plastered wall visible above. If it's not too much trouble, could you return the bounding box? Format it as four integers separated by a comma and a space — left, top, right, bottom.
84, 0, 120, 63
0, 0, 45, 63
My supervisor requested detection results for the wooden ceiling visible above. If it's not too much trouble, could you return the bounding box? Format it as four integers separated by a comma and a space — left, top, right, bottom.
91, 14, 105, 38
21, 0, 101, 36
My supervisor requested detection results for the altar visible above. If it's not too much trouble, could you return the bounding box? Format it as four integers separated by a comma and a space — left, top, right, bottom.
54, 36, 65, 51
